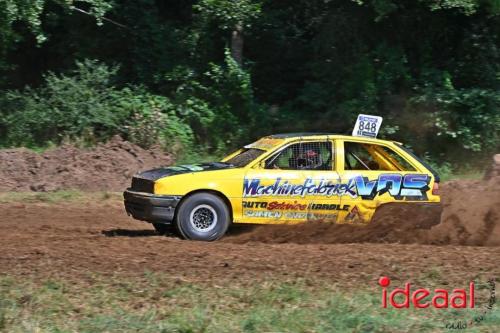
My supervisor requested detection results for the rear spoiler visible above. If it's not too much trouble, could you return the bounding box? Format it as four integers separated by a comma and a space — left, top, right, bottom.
395, 143, 441, 183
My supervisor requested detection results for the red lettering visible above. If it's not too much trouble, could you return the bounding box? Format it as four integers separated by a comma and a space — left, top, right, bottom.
470, 282, 475, 308
378, 276, 390, 308
267, 202, 277, 210
390, 283, 410, 308
382, 288, 387, 308
450, 289, 467, 308
267, 201, 307, 211
379, 278, 476, 309
432, 289, 449, 308
412, 289, 430, 308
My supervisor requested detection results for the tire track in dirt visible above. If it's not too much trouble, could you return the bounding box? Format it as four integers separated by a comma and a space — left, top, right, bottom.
0, 198, 499, 286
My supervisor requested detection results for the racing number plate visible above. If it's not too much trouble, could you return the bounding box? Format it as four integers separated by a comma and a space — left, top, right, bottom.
352, 114, 383, 138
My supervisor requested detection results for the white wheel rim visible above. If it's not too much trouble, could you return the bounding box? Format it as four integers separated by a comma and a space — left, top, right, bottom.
189, 204, 218, 232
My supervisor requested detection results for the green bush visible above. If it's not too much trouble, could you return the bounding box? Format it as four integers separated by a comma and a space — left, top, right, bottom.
163, 49, 270, 153
0, 60, 194, 155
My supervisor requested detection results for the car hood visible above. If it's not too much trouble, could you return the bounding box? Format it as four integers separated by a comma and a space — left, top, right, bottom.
134, 162, 235, 181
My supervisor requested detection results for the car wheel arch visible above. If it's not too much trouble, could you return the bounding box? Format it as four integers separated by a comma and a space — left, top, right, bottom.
175, 189, 233, 224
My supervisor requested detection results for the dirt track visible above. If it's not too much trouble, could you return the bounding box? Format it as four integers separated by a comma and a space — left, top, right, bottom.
0, 141, 498, 286
1, 198, 499, 287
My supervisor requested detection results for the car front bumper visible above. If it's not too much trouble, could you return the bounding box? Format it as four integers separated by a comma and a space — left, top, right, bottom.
123, 190, 181, 224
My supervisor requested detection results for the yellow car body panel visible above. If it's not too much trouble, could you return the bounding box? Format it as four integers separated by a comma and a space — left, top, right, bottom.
145, 134, 440, 225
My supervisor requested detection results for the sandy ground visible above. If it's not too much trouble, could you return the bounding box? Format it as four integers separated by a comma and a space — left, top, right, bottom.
1, 199, 498, 288
0, 142, 498, 288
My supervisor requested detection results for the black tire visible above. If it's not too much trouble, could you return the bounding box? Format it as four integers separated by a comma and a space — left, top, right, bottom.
175, 193, 230, 241
152, 223, 171, 235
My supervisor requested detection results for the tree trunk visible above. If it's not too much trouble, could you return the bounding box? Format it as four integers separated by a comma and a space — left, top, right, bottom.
231, 22, 244, 66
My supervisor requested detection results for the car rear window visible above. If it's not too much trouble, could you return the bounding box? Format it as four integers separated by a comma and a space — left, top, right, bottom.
396, 143, 441, 182
344, 142, 416, 171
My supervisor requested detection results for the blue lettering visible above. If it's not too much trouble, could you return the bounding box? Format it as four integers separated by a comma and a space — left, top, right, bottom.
243, 178, 261, 197
400, 174, 429, 198
377, 174, 403, 197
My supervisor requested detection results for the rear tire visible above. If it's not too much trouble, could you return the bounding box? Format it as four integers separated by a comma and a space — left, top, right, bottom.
175, 193, 230, 241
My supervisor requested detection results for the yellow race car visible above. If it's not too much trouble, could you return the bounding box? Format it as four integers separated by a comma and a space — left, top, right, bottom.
124, 133, 441, 241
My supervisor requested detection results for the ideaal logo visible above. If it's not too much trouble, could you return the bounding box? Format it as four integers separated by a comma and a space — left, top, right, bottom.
243, 174, 430, 200
378, 277, 496, 330
379, 276, 475, 309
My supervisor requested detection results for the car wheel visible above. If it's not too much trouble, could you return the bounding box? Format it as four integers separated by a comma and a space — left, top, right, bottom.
176, 193, 230, 241
152, 223, 171, 235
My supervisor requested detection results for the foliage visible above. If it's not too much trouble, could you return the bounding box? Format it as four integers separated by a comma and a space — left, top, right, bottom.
163, 49, 269, 152
0, 0, 112, 43
0, 0, 498, 165
0, 60, 193, 155
414, 85, 500, 153
194, 0, 262, 30
0, 0, 112, 84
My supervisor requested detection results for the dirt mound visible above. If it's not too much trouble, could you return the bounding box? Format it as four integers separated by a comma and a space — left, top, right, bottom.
227, 155, 500, 246
428, 178, 500, 246
0, 136, 173, 192
226, 204, 438, 245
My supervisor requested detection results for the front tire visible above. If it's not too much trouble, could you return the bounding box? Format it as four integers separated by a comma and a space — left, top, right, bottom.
175, 193, 230, 241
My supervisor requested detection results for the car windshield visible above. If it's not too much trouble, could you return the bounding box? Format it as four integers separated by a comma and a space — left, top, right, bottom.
224, 148, 266, 167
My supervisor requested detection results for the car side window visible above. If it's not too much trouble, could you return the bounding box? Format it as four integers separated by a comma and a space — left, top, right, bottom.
265, 141, 333, 170
344, 142, 416, 171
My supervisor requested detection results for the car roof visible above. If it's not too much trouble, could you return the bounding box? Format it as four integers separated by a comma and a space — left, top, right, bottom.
268, 132, 335, 138
266, 133, 400, 145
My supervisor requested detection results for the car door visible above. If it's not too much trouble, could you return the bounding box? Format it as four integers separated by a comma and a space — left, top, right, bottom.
336, 139, 429, 223
243, 139, 340, 224
300, 140, 343, 223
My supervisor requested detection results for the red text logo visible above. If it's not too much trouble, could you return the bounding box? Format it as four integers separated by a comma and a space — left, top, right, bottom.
379, 276, 475, 309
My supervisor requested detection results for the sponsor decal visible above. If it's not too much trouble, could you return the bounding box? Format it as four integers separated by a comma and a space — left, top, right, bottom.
243, 173, 430, 200
268, 201, 307, 211
244, 210, 282, 218
306, 213, 337, 221
243, 201, 350, 211
309, 203, 350, 211
243, 178, 357, 198
242, 201, 268, 209
243, 210, 337, 220
353, 174, 430, 200
345, 205, 361, 221
284, 212, 307, 219
166, 165, 205, 172
181, 164, 205, 171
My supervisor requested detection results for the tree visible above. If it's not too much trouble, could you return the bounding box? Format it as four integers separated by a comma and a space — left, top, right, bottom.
0, 0, 112, 82
194, 0, 261, 65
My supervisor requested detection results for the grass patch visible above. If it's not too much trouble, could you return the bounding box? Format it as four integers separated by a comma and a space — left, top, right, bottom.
0, 274, 498, 332
0, 190, 122, 204
447, 171, 483, 181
